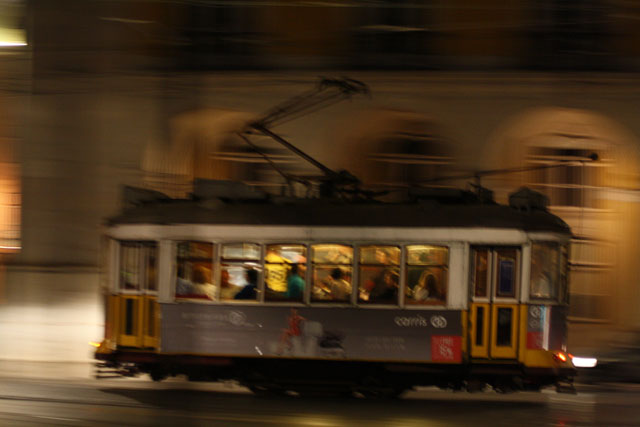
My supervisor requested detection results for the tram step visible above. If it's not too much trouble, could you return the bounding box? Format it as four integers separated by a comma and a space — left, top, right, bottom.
94, 362, 139, 379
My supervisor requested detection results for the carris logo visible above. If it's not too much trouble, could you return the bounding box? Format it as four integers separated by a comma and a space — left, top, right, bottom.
430, 315, 447, 328
394, 314, 428, 327
227, 311, 247, 326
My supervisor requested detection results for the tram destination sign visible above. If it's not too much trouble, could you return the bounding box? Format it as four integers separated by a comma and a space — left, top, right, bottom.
161, 304, 462, 362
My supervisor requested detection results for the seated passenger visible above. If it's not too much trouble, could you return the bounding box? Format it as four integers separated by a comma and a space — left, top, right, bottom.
369, 270, 399, 303
235, 269, 258, 300
325, 268, 351, 302
191, 266, 216, 300
219, 269, 240, 300
175, 265, 193, 296
412, 270, 444, 302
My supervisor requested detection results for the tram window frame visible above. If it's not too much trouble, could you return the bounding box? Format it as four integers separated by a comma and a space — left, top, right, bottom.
495, 248, 519, 299
119, 241, 158, 294
530, 242, 561, 301
174, 241, 215, 301
357, 245, 400, 305
404, 245, 449, 306
264, 243, 307, 303
472, 249, 490, 299
310, 243, 354, 304
220, 242, 262, 302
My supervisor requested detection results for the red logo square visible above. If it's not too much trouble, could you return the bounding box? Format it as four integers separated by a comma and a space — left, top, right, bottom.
527, 331, 543, 349
431, 335, 461, 362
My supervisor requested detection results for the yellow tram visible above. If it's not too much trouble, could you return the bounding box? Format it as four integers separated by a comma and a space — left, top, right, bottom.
95, 181, 576, 396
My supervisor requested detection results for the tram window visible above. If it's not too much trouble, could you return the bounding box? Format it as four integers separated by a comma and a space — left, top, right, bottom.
143, 244, 158, 292
120, 243, 140, 290
221, 243, 260, 260
473, 249, 489, 298
263, 244, 307, 302
405, 245, 448, 305
119, 241, 157, 292
175, 241, 215, 300
530, 242, 560, 300
358, 245, 400, 304
496, 249, 517, 298
311, 244, 353, 303
221, 243, 261, 301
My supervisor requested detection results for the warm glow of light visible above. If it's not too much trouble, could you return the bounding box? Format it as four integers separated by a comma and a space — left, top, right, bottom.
554, 351, 568, 362
0, 28, 26, 47
89, 341, 101, 348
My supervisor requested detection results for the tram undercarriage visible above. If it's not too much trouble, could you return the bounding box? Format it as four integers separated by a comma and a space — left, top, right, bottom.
95, 351, 576, 397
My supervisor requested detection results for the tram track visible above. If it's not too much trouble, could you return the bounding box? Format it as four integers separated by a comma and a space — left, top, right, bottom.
0, 392, 150, 409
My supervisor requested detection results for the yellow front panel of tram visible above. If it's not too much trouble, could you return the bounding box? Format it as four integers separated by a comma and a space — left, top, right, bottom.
114, 295, 159, 349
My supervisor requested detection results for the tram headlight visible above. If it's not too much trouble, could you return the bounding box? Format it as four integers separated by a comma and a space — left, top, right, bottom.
569, 354, 598, 368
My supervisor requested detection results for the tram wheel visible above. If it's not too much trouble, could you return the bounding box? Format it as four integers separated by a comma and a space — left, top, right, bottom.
149, 367, 168, 382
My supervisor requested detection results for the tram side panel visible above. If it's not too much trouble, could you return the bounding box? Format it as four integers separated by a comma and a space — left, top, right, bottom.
160, 304, 463, 363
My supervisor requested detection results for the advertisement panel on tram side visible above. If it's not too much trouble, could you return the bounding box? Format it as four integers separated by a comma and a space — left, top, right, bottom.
161, 304, 462, 363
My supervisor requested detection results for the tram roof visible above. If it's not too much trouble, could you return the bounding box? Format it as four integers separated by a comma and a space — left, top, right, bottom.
107, 187, 570, 234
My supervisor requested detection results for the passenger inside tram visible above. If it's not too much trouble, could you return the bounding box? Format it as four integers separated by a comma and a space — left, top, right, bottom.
175, 264, 193, 297
314, 267, 351, 302
219, 269, 241, 300
235, 268, 259, 300
411, 270, 442, 301
368, 270, 399, 303
191, 266, 216, 300
285, 263, 305, 301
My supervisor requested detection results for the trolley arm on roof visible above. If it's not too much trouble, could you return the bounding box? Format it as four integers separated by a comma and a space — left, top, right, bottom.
251, 77, 369, 129
417, 154, 599, 186
242, 77, 368, 194
253, 124, 360, 188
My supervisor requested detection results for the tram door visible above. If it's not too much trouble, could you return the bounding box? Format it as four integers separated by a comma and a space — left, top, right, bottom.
115, 242, 159, 349
469, 247, 520, 359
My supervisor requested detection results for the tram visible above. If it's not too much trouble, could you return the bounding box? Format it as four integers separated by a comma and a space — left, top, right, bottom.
94, 181, 576, 395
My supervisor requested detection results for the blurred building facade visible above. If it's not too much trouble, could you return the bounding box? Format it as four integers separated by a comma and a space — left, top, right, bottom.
1, 0, 640, 360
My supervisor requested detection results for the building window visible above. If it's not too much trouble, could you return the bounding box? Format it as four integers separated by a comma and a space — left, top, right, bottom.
568, 237, 614, 320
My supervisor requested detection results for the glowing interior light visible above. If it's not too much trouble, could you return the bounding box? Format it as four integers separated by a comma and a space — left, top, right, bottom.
571, 356, 598, 368
89, 341, 101, 348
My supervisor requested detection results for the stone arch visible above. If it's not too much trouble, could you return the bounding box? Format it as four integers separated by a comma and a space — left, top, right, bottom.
486, 107, 640, 332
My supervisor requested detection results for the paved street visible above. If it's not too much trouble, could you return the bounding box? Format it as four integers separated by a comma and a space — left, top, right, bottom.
0, 361, 639, 426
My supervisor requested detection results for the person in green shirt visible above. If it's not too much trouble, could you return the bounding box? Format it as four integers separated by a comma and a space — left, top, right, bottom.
286, 263, 305, 300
